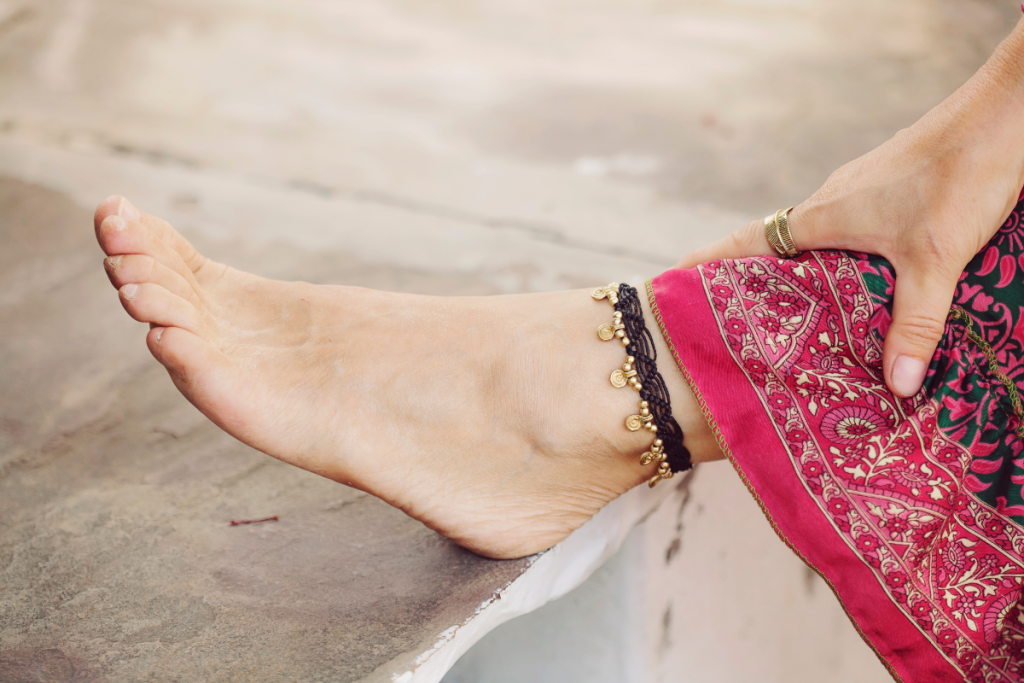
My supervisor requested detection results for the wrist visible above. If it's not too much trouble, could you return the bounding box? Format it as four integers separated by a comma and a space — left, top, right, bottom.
912, 24, 1024, 188
955, 18, 1024, 145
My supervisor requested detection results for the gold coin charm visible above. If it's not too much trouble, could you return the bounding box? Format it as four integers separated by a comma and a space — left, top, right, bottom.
591, 283, 687, 483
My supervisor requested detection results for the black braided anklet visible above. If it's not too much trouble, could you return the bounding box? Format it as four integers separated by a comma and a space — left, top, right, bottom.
593, 282, 692, 487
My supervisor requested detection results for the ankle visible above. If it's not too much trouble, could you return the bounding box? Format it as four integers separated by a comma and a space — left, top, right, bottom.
513, 283, 720, 485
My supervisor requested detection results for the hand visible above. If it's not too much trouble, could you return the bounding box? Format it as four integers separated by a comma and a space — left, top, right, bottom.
677, 19, 1024, 398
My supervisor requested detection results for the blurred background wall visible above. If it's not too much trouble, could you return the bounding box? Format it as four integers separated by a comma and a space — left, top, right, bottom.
1, 0, 1020, 681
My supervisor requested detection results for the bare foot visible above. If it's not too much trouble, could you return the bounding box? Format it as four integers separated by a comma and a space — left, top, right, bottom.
94, 197, 722, 559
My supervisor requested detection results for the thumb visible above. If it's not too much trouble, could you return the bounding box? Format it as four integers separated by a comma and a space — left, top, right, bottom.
883, 265, 957, 398
674, 218, 774, 269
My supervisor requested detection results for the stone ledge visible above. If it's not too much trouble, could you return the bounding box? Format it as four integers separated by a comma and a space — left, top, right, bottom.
0, 175, 677, 683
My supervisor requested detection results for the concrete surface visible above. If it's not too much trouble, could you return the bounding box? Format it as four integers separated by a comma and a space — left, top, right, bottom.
0, 169, 683, 683
0, 176, 537, 682
1, 0, 1021, 681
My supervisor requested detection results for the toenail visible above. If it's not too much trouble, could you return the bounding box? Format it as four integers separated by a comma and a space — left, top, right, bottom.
122, 283, 139, 299
117, 198, 141, 223
106, 255, 123, 269
154, 328, 164, 342
106, 215, 127, 232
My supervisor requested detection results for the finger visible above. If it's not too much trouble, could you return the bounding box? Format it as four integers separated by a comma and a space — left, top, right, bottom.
674, 218, 774, 269
883, 266, 957, 398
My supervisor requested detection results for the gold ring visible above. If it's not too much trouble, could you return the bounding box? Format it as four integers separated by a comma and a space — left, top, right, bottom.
776, 207, 798, 257
764, 207, 799, 258
764, 213, 787, 258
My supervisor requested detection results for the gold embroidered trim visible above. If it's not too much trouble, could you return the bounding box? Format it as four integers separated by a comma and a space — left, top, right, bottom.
645, 277, 907, 683
950, 306, 1024, 438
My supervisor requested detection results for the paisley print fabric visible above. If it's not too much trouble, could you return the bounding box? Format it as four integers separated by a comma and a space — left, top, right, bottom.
650, 194, 1024, 682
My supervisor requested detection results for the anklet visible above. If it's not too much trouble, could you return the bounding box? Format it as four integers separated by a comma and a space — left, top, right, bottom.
592, 283, 692, 487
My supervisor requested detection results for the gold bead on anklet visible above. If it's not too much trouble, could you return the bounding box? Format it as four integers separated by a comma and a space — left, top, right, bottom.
592, 282, 678, 486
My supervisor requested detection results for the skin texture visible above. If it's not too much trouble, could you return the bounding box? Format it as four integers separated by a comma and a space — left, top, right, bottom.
678, 15, 1024, 400
93, 196, 724, 560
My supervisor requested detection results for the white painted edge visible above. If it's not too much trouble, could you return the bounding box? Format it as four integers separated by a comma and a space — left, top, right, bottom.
392, 476, 687, 683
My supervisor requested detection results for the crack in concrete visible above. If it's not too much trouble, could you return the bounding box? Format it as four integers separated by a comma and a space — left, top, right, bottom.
0, 124, 674, 267
107, 141, 202, 169
286, 179, 676, 267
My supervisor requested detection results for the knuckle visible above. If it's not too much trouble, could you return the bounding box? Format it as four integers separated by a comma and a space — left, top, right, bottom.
893, 312, 947, 346
726, 229, 747, 252
793, 200, 824, 244
806, 170, 847, 209
904, 230, 962, 268
743, 219, 764, 246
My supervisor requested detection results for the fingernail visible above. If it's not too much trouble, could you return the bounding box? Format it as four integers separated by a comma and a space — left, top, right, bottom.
122, 283, 139, 300
892, 356, 926, 397
106, 215, 127, 232
117, 197, 141, 223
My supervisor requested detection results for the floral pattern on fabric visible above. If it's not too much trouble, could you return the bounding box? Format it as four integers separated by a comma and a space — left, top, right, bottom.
697, 192, 1024, 681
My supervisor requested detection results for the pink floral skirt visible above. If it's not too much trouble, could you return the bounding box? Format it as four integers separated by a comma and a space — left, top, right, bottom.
650, 194, 1024, 682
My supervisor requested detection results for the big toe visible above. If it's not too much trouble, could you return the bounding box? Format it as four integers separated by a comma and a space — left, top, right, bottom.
147, 326, 236, 421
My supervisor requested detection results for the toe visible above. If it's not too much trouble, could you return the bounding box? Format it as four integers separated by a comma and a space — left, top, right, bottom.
147, 326, 226, 377
120, 282, 203, 334
147, 326, 234, 418
94, 195, 140, 230
97, 215, 201, 289
105, 255, 201, 307
95, 196, 207, 274
141, 213, 207, 274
